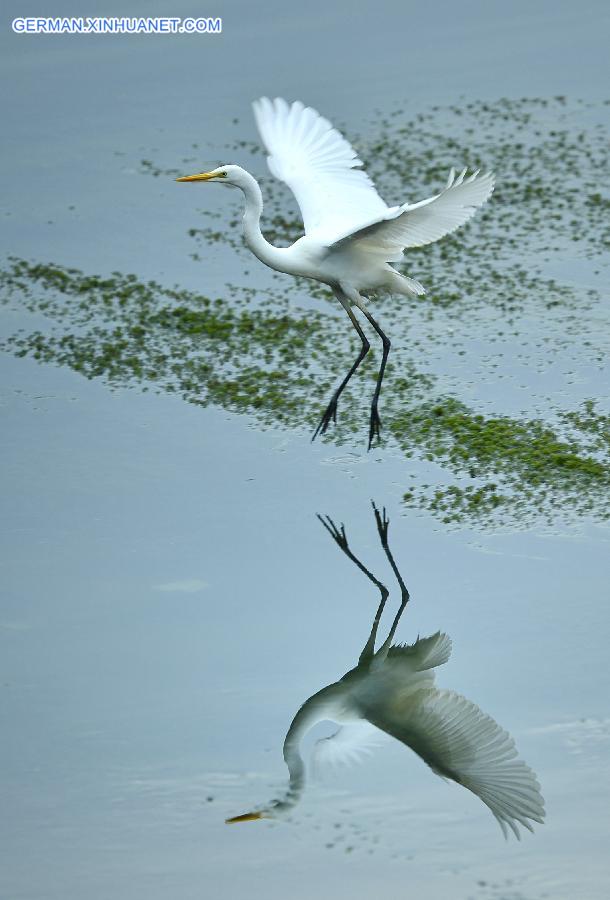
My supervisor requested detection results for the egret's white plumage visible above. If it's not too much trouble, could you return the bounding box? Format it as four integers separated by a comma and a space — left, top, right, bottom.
252, 96, 390, 242
226, 506, 544, 840
177, 99, 495, 447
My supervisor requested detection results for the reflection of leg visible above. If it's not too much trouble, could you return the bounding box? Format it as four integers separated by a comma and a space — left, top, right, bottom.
371, 502, 410, 654
312, 291, 370, 441
361, 308, 391, 451
317, 514, 388, 664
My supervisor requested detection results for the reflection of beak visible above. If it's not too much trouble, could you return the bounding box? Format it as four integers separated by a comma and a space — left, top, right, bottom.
175, 171, 217, 183
225, 811, 264, 824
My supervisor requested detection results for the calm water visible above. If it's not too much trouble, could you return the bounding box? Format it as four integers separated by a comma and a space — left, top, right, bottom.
2, 2, 610, 898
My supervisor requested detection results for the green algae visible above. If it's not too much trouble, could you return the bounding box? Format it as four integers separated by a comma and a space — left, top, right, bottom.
562, 401, 610, 452
2, 257, 609, 528
394, 399, 606, 480
0, 258, 338, 423
404, 483, 509, 524
395, 399, 609, 525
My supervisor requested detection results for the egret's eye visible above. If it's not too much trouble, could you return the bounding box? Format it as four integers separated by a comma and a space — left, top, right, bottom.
219, 171, 227, 178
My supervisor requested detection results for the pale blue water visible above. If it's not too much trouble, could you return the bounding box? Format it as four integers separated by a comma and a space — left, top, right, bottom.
2, 2, 610, 898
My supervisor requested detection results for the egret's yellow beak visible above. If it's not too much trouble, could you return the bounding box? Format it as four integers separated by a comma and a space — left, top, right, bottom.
225, 811, 264, 824
176, 171, 218, 183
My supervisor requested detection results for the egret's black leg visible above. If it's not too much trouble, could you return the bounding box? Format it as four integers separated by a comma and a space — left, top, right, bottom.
360, 309, 391, 451
312, 302, 370, 441
371, 501, 410, 647
317, 514, 389, 664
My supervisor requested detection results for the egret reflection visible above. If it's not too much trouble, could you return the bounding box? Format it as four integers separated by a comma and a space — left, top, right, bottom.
227, 504, 544, 839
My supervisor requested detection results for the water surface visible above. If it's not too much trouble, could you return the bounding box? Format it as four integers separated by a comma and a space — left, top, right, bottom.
2, 2, 610, 898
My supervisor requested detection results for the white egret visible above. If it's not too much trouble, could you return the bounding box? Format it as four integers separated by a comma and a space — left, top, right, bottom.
177, 98, 495, 448
226, 504, 544, 839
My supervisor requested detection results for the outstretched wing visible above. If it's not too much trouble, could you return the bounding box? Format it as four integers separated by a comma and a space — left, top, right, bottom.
329, 168, 495, 259
365, 687, 544, 839
252, 97, 390, 242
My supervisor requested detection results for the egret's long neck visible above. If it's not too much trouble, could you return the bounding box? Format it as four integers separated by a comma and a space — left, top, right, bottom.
239, 172, 281, 269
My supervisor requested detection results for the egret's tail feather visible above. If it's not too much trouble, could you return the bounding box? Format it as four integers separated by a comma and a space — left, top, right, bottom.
389, 269, 426, 297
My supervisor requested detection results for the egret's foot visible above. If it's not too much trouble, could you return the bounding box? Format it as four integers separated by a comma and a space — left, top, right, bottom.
312, 396, 339, 442
371, 501, 390, 545
368, 405, 382, 451
317, 514, 350, 553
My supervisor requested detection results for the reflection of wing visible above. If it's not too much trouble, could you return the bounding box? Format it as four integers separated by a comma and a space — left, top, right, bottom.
311, 721, 386, 777
330, 168, 495, 259
252, 97, 389, 242
365, 687, 544, 839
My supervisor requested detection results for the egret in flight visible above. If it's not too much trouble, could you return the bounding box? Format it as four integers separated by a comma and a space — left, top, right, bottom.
177, 98, 495, 449
226, 504, 544, 839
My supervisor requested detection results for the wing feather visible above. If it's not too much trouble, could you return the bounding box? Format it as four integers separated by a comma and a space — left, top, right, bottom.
252, 97, 389, 242
329, 169, 495, 258
364, 687, 544, 839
